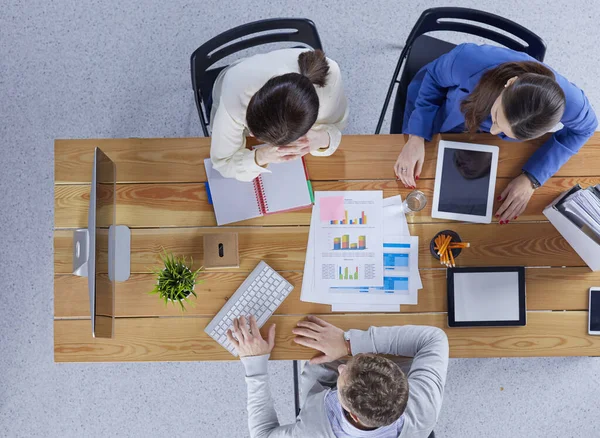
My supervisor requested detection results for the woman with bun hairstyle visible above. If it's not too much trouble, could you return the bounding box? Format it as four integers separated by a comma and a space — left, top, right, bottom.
210, 49, 348, 181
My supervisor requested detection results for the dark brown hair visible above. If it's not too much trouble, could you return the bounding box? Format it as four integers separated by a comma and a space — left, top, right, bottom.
339, 354, 408, 428
461, 61, 566, 140
246, 50, 329, 146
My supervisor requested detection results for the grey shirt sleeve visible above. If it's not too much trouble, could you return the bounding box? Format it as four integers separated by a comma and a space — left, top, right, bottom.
347, 325, 450, 435
240, 354, 295, 438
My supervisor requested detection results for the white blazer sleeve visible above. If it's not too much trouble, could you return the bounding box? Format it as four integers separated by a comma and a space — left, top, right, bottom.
310, 61, 349, 157
210, 99, 271, 182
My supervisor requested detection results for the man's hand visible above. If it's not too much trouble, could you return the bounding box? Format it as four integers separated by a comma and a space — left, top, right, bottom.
292, 315, 348, 364
495, 174, 535, 223
255, 145, 309, 166
227, 315, 276, 358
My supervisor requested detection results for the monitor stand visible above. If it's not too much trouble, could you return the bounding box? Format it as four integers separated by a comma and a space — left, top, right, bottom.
72, 225, 131, 281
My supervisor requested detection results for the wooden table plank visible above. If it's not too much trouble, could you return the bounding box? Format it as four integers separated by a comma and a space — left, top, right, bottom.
54, 227, 310, 274
54, 267, 600, 318
54, 177, 600, 229
55, 133, 600, 184
54, 312, 600, 362
54, 223, 584, 274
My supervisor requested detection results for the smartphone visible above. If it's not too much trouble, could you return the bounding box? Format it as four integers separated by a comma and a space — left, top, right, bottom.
589, 288, 600, 335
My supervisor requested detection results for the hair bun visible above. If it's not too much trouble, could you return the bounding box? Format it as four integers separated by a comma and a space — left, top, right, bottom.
298, 50, 329, 87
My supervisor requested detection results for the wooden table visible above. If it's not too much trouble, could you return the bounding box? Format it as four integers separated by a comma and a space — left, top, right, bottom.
54, 133, 600, 362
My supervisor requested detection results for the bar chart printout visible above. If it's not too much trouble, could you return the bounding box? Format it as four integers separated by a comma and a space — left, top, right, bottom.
315, 191, 384, 288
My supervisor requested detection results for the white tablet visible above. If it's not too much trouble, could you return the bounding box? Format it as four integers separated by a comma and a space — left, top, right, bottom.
447, 267, 526, 327
432, 140, 499, 224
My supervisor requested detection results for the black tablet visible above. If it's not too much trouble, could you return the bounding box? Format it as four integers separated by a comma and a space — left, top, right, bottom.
432, 141, 499, 224
447, 267, 526, 327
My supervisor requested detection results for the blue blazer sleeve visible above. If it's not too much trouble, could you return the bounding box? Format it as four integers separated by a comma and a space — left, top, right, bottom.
522, 79, 598, 185
404, 45, 467, 141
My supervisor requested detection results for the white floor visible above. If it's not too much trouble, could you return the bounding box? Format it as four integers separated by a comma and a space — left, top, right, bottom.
1, 1, 600, 437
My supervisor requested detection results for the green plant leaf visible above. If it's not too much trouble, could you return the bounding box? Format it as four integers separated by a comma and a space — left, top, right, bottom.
148, 250, 203, 311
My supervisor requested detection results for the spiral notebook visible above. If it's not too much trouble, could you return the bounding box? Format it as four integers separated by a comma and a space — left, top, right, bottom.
204, 158, 313, 225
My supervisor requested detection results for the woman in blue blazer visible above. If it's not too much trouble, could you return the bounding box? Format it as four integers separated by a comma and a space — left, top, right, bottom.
395, 43, 597, 223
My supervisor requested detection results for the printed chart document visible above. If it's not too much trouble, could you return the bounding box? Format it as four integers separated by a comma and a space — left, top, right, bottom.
314, 191, 384, 288
332, 303, 400, 312
327, 236, 419, 305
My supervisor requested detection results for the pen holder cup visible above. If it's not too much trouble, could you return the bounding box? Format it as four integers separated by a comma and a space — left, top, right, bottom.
430, 230, 462, 261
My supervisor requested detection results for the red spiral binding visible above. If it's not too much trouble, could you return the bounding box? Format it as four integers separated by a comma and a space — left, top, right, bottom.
253, 175, 268, 215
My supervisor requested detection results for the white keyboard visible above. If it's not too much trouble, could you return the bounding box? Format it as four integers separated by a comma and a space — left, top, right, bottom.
205, 261, 294, 356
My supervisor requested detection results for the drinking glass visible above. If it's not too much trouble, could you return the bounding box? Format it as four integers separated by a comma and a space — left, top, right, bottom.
401, 190, 427, 214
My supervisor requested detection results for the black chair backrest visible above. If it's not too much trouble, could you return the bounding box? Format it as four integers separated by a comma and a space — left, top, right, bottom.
191, 18, 323, 136
376, 7, 547, 134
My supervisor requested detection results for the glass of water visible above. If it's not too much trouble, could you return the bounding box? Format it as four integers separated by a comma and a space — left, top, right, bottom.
401, 190, 427, 214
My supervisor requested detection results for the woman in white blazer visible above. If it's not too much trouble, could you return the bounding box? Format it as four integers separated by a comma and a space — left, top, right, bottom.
210, 48, 348, 181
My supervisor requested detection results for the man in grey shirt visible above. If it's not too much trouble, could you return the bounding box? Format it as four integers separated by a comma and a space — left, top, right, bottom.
227, 315, 449, 438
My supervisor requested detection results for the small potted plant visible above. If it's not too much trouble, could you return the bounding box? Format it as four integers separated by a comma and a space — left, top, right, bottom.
150, 252, 203, 311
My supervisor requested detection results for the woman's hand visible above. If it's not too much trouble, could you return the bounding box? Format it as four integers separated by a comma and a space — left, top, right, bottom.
255, 144, 310, 166
292, 129, 330, 152
495, 174, 535, 223
394, 135, 425, 188
292, 315, 349, 365
226, 315, 276, 358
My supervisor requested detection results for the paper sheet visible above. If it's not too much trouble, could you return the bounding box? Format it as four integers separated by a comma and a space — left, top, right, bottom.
332, 303, 400, 312
301, 194, 421, 307
383, 195, 410, 236
300, 207, 330, 304
260, 159, 312, 213
564, 189, 600, 237
204, 159, 262, 225
314, 191, 384, 288
327, 236, 419, 305
381, 236, 420, 303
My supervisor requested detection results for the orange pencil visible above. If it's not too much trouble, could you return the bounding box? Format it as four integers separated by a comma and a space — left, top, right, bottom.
437, 235, 452, 256
448, 242, 470, 249
436, 235, 446, 255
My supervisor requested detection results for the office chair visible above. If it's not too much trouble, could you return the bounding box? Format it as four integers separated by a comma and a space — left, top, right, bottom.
190, 18, 323, 137
375, 7, 547, 134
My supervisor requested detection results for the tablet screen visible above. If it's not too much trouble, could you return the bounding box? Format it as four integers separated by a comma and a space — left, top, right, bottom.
438, 148, 493, 217
453, 272, 520, 322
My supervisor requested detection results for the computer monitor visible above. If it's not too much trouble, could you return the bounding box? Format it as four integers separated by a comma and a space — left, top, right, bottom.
73, 147, 130, 338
